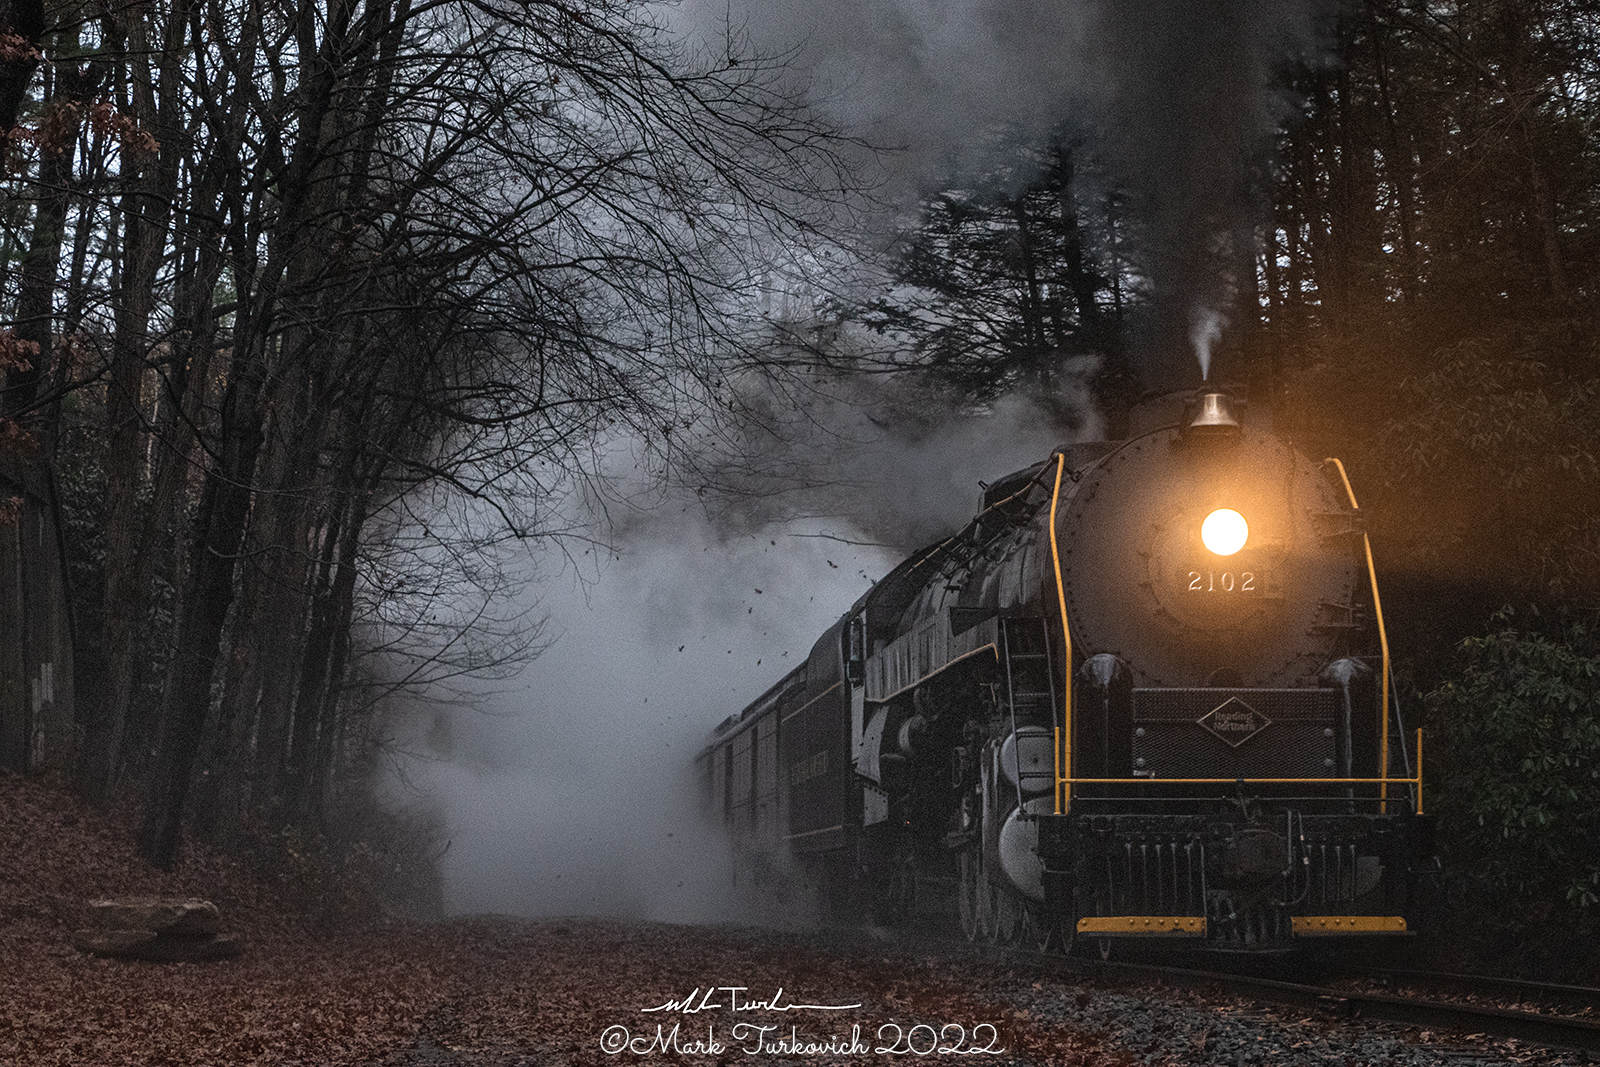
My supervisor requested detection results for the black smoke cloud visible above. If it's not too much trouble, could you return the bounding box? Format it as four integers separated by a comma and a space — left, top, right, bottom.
1087, 1, 1332, 385
670, 370, 1095, 552
672, 0, 1335, 383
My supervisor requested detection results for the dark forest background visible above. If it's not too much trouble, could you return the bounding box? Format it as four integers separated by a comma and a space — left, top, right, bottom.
0, 0, 1595, 955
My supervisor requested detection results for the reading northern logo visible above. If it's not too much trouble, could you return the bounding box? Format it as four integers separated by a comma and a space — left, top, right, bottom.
1197, 697, 1271, 747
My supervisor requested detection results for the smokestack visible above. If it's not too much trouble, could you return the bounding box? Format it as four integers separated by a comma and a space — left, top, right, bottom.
1183, 390, 1242, 440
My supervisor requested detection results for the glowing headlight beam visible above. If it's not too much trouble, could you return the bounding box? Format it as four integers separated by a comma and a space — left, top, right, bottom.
1201, 508, 1249, 556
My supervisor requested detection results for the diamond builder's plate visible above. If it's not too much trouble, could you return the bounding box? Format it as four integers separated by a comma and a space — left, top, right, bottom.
1197, 697, 1272, 747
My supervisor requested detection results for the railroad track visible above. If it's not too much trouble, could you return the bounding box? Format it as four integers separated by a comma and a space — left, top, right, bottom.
901, 926, 1600, 1056
1040, 953, 1600, 1055
1361, 967, 1600, 1016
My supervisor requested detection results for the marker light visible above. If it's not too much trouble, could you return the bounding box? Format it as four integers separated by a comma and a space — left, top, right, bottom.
1201, 509, 1249, 556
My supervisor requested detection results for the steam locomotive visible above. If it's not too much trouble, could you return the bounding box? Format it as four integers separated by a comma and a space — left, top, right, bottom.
698, 390, 1431, 952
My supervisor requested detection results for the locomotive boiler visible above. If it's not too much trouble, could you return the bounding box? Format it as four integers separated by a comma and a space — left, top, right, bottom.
698, 390, 1431, 952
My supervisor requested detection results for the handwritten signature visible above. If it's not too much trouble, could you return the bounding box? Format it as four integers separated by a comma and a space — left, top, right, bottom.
642, 986, 862, 1013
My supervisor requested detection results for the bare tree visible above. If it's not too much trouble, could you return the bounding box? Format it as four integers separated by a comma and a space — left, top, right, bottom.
0, 0, 871, 865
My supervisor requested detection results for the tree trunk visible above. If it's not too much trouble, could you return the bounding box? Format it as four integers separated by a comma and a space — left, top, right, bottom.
137, 0, 352, 862
87, 11, 158, 808
7, 45, 96, 424
1053, 141, 1102, 352
138, 341, 268, 867
283, 484, 365, 825
0, 0, 44, 138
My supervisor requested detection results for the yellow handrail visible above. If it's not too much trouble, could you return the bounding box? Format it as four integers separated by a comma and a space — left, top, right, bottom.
1056, 729, 1423, 814
1048, 452, 1073, 815
1325, 458, 1392, 811
1060, 775, 1418, 785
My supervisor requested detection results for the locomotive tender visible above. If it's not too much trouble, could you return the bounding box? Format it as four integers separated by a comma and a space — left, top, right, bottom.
698, 390, 1431, 952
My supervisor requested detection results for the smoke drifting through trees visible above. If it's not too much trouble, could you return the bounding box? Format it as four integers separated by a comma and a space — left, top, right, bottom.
676, 0, 1335, 387
412, 376, 1078, 920
0, 0, 874, 871
1088, 1, 1333, 384
673, 371, 1094, 550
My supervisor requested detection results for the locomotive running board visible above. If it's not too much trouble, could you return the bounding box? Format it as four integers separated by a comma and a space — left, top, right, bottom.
1291, 916, 1409, 936
1077, 916, 1206, 937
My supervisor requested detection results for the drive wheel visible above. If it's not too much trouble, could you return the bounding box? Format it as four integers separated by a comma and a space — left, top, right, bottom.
870, 850, 916, 926
958, 850, 982, 941
1022, 906, 1070, 954
991, 881, 1022, 944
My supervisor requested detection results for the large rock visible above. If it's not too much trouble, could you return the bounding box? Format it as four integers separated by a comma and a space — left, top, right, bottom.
85, 898, 222, 938
71, 927, 242, 962
72, 897, 240, 962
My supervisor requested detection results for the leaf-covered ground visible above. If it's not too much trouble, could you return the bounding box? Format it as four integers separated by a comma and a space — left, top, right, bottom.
0, 771, 1125, 1066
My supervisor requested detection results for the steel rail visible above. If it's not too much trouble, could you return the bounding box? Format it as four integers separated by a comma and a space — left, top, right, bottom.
1362, 967, 1600, 1014
865, 924, 1600, 1057
1057, 957, 1600, 1055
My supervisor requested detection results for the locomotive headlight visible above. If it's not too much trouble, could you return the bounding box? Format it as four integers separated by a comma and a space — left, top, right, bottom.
1201, 508, 1249, 556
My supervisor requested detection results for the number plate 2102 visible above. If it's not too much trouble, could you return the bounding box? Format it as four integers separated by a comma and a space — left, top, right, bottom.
1186, 569, 1259, 594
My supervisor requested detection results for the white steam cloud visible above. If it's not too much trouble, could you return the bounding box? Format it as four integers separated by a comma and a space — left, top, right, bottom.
396, 382, 1080, 923
404, 512, 892, 921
